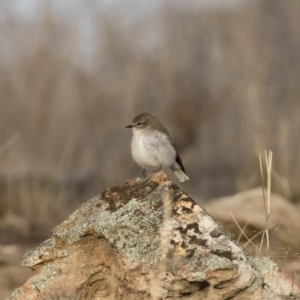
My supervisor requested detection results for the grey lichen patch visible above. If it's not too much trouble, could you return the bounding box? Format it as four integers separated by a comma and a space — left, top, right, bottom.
28, 260, 67, 291
197, 214, 218, 234
210, 225, 234, 240
54, 219, 91, 244
21, 238, 55, 267
188, 271, 207, 282
205, 255, 236, 271
54, 249, 68, 258
94, 184, 170, 266
247, 275, 263, 293
50, 179, 175, 265
209, 237, 234, 260
251, 257, 276, 277
52, 196, 104, 243
101, 174, 163, 212
184, 255, 235, 283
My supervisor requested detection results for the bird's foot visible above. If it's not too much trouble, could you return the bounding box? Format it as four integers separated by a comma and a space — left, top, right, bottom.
140, 169, 146, 177
153, 166, 162, 173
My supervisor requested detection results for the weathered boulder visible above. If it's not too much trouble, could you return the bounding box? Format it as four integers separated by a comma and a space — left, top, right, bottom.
206, 188, 300, 249
7, 172, 300, 299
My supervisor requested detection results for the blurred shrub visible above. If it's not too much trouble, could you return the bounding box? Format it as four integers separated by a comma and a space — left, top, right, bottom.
0, 0, 300, 237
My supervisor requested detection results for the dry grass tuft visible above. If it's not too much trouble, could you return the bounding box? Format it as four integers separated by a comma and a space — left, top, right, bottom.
230, 150, 274, 257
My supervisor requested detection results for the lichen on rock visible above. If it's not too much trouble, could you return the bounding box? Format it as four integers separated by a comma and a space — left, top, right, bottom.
7, 172, 300, 300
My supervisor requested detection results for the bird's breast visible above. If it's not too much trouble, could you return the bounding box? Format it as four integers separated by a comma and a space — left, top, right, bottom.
131, 129, 176, 168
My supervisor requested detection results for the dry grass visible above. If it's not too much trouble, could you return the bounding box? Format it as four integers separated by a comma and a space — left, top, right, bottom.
230, 150, 274, 257
229, 152, 300, 286
0, 0, 300, 240
258, 150, 273, 256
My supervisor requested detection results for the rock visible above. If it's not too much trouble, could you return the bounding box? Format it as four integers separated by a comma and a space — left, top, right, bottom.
7, 172, 300, 299
206, 188, 300, 249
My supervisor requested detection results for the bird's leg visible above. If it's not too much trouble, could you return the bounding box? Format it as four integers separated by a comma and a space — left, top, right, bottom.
153, 166, 162, 173
141, 169, 146, 176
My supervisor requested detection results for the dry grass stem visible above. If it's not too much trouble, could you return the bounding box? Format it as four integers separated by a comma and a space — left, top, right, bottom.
150, 189, 172, 300
236, 219, 250, 244
229, 211, 257, 251
242, 221, 280, 249
258, 150, 273, 257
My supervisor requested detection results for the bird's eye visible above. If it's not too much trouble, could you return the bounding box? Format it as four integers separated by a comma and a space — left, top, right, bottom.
137, 122, 141, 125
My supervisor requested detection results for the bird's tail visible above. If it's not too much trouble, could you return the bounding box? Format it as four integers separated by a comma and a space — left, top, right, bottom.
173, 170, 189, 182
172, 152, 189, 182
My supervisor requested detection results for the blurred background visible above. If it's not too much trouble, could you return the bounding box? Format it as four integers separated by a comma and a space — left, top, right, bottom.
1, 0, 300, 297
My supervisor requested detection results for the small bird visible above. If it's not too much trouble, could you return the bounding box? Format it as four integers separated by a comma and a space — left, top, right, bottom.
126, 112, 189, 182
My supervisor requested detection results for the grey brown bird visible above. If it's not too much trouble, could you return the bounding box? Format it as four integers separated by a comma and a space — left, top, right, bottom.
126, 112, 189, 182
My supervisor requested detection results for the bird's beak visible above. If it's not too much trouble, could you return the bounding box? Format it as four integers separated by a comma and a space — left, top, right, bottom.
126, 124, 133, 128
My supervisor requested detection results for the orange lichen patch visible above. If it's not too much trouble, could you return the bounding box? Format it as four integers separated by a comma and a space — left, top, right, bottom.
192, 205, 203, 214
173, 244, 187, 257
112, 192, 121, 199
38, 250, 55, 262
150, 171, 169, 185
140, 203, 152, 212
205, 269, 237, 284
174, 197, 195, 210
128, 178, 138, 185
